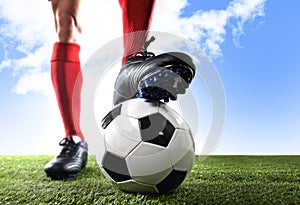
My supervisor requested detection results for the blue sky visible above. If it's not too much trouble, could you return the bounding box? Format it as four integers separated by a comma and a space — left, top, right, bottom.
0, 0, 299, 154
213, 0, 300, 154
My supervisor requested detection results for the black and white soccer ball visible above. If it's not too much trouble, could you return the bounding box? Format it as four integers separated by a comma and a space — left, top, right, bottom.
99, 98, 195, 194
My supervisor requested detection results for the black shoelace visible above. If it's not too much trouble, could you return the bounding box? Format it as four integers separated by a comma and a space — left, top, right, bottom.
57, 138, 77, 158
133, 36, 156, 59
144, 36, 155, 54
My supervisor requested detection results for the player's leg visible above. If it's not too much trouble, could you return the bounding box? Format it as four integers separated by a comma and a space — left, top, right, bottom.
45, 0, 88, 180
113, 0, 196, 105
51, 0, 83, 139
118, 0, 156, 63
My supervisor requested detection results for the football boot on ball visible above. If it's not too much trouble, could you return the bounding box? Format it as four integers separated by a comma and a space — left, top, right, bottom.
44, 137, 88, 180
113, 37, 196, 105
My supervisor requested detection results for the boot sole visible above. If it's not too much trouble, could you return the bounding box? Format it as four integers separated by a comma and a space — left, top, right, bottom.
138, 64, 194, 102
46, 173, 77, 180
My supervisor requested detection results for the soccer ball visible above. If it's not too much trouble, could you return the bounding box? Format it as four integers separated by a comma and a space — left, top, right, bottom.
98, 98, 195, 194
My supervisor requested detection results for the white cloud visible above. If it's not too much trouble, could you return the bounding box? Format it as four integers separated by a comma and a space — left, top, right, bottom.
0, 59, 10, 71
0, 0, 266, 95
152, 0, 266, 58
12, 71, 52, 96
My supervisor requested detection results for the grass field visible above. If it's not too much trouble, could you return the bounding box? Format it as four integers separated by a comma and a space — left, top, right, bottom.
0, 155, 299, 204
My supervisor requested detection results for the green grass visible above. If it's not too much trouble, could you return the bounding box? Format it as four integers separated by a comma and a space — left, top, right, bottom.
0, 155, 299, 204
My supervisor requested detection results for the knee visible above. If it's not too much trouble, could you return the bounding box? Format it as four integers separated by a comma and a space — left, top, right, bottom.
55, 11, 81, 42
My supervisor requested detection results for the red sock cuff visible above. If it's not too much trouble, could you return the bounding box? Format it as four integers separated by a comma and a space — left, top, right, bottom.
51, 42, 80, 63
122, 30, 149, 62
119, 0, 156, 63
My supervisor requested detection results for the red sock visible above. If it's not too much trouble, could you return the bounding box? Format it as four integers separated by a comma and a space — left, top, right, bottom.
119, 0, 156, 63
51, 42, 84, 140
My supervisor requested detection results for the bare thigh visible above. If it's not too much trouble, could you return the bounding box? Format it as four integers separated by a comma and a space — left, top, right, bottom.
51, 0, 82, 43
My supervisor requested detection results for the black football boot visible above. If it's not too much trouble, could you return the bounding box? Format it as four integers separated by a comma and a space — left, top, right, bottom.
113, 37, 196, 105
44, 137, 88, 180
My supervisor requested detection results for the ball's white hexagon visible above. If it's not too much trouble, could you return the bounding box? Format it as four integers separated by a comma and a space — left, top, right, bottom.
159, 105, 190, 131
127, 141, 164, 156
133, 168, 172, 186
167, 129, 195, 169
117, 179, 158, 193
126, 142, 172, 185
172, 149, 195, 171
121, 98, 159, 119
104, 116, 141, 157
101, 151, 131, 181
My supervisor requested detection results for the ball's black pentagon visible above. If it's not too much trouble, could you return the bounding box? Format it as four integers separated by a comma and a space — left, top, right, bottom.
156, 170, 187, 194
101, 104, 122, 129
138, 113, 175, 147
102, 151, 131, 182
